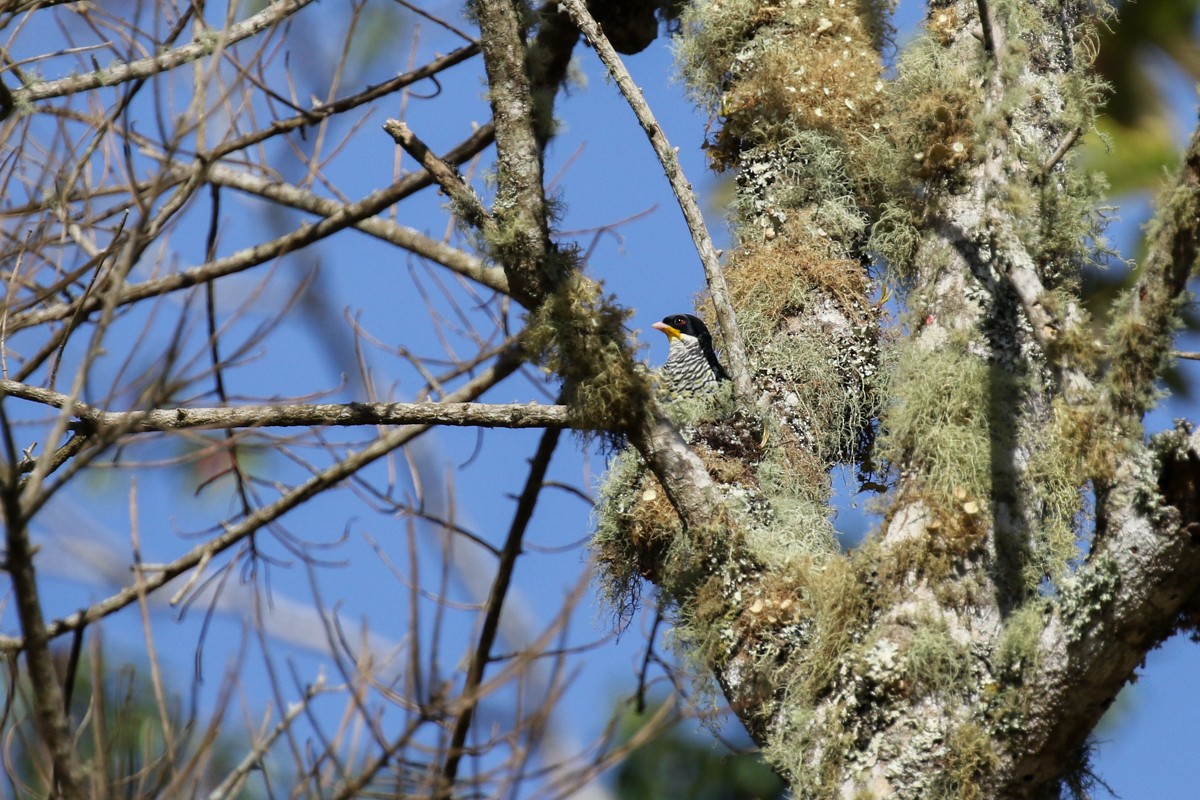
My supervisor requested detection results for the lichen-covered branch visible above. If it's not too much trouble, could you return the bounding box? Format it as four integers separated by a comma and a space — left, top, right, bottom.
1006, 425, 1200, 794
474, 0, 555, 303
383, 119, 496, 237
1105, 126, 1200, 418
0, 378, 573, 433
1000, 120, 1200, 796
592, 0, 1171, 796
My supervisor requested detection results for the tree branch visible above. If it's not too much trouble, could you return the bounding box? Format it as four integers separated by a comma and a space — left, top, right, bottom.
207, 44, 481, 160
0, 431, 87, 798
474, 0, 554, 303
0, 345, 526, 655
438, 424, 562, 797
0, 379, 574, 433
200, 159, 508, 295
382, 119, 494, 232
1106, 125, 1200, 418
7, 166, 478, 333
1011, 124, 1200, 791
1009, 427, 1200, 793
207, 676, 331, 800
13, 0, 317, 105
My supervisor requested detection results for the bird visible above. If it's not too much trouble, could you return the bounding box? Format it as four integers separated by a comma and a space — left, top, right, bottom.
652, 313, 729, 396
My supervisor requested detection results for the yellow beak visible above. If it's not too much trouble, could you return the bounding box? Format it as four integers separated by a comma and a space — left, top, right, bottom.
652, 321, 681, 339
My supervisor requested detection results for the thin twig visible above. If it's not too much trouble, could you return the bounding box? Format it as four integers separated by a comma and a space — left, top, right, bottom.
7, 170, 471, 334
635, 607, 664, 714
387, 0, 479, 44
976, 0, 996, 57
200, 159, 508, 294
438, 425, 563, 798
13, 0, 317, 105
1038, 126, 1082, 182
207, 677, 329, 800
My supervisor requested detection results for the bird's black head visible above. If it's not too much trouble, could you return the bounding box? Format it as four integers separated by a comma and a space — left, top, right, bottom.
659, 313, 711, 345
653, 313, 728, 381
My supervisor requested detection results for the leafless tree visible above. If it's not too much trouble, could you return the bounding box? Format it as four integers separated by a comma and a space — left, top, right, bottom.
1, 0, 1198, 798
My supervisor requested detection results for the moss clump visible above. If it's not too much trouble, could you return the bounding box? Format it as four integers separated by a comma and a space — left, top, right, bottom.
987, 603, 1047, 738
675, 0, 886, 169
995, 600, 1046, 677
878, 34, 979, 189
725, 218, 870, 323
1022, 407, 1094, 591
591, 423, 772, 620
592, 449, 675, 621
930, 722, 1000, 800
877, 342, 993, 508
523, 274, 650, 431
870, 201, 924, 277
743, 493, 837, 570
791, 552, 875, 701
903, 618, 973, 698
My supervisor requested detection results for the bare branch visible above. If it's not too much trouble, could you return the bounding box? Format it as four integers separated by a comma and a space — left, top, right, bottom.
0, 345, 526, 655
207, 676, 331, 800
0, 378, 573, 432
1038, 126, 1083, 181
199, 160, 508, 295
7, 172, 470, 333
0, 465, 87, 797
12, 0, 317, 105
438, 425, 562, 796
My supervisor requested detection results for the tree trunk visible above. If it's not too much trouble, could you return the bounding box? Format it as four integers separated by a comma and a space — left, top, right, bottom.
595, 1, 1200, 796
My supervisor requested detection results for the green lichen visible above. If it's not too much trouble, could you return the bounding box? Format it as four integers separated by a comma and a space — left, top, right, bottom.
930, 722, 1000, 800
903, 620, 973, 698
877, 342, 993, 508
1058, 553, 1119, 642
523, 274, 650, 432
